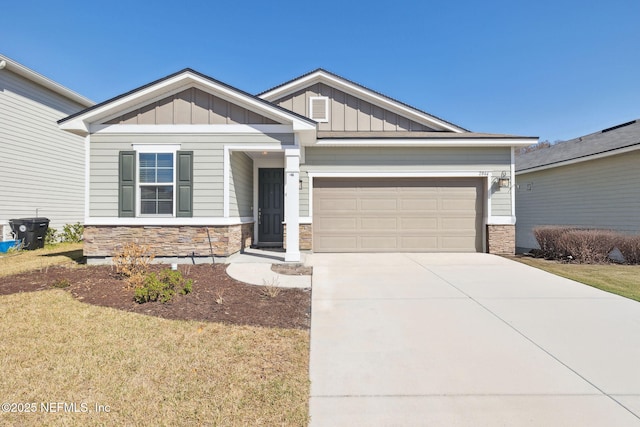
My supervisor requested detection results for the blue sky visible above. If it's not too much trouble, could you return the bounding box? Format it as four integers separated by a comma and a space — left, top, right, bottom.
3, 0, 639, 142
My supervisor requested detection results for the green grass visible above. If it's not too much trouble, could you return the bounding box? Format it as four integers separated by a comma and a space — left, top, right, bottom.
0, 290, 309, 426
0, 242, 84, 277
511, 256, 640, 302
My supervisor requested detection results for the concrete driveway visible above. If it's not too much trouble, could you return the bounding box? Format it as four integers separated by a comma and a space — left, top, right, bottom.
307, 253, 640, 426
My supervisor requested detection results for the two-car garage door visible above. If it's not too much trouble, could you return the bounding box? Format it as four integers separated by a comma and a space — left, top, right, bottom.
313, 178, 484, 252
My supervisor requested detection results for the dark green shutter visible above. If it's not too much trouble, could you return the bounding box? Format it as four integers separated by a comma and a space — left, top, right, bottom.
176, 151, 193, 217
119, 151, 136, 217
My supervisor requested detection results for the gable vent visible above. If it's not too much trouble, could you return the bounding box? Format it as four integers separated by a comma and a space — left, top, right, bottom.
309, 96, 329, 122
602, 120, 636, 133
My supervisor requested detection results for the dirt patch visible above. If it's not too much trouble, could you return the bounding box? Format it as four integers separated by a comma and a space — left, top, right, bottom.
0, 264, 310, 330
271, 263, 313, 276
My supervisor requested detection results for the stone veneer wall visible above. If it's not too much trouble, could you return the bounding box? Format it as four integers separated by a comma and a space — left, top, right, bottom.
84, 223, 253, 257
486, 224, 515, 255
282, 223, 313, 250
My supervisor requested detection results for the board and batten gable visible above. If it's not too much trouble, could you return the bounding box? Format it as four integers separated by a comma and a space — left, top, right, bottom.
272, 83, 437, 133
0, 67, 89, 235
105, 87, 281, 125
89, 133, 290, 217
299, 146, 513, 217
515, 150, 640, 251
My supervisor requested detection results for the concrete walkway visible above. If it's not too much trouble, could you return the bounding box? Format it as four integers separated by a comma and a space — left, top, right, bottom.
224, 248, 311, 288
307, 253, 640, 426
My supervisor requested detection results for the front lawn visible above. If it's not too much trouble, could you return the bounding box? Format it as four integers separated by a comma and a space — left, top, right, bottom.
511, 256, 640, 302
0, 242, 83, 277
0, 290, 309, 426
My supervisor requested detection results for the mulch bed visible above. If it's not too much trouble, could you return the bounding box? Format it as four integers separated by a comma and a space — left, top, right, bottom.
0, 264, 311, 330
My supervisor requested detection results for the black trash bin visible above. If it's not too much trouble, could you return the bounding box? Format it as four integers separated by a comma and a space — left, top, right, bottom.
9, 218, 50, 250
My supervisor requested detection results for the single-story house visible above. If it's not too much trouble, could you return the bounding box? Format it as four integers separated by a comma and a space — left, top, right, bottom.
58, 68, 536, 263
0, 54, 94, 240
515, 119, 640, 252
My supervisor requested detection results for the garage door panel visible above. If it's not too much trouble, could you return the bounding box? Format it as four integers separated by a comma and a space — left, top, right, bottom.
360, 198, 397, 211
315, 236, 358, 251
317, 217, 358, 230
400, 217, 438, 230
313, 178, 483, 252
360, 236, 399, 249
360, 217, 397, 230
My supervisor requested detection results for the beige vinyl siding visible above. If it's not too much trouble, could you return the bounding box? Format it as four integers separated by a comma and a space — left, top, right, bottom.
90, 133, 289, 217
301, 146, 512, 216
515, 150, 640, 250
273, 83, 435, 132
106, 88, 281, 125
0, 69, 86, 231
229, 152, 253, 217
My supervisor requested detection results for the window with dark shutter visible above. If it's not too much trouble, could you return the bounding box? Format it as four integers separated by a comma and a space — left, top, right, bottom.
176, 151, 193, 217
119, 151, 136, 217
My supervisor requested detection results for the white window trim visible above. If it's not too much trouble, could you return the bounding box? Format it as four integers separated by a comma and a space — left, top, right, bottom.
132, 144, 181, 217
309, 96, 329, 123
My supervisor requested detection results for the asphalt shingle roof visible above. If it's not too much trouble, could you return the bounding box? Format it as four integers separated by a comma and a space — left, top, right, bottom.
516, 119, 640, 172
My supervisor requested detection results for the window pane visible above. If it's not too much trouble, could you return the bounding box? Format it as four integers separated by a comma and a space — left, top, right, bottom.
141, 201, 156, 214
157, 153, 173, 167
141, 167, 157, 183
156, 168, 173, 183
139, 153, 156, 168
158, 201, 173, 214
157, 186, 173, 200
140, 187, 156, 199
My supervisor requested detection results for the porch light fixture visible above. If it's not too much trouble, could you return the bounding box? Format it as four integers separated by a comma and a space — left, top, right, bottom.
299, 179, 303, 190
498, 171, 510, 188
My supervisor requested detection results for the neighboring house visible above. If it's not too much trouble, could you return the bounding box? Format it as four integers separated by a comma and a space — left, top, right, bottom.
0, 54, 94, 240
58, 68, 536, 263
515, 119, 640, 252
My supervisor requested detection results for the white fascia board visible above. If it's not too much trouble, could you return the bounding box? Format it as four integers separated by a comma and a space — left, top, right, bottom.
90, 124, 295, 134
0, 54, 94, 107
61, 71, 314, 134
308, 171, 491, 178
515, 143, 640, 175
260, 70, 464, 133
85, 217, 254, 226
314, 138, 537, 147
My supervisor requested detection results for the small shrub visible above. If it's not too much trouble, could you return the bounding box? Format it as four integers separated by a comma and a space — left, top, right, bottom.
215, 288, 225, 305
618, 235, 640, 265
61, 222, 84, 243
52, 278, 70, 288
557, 229, 618, 264
113, 242, 155, 279
261, 277, 281, 298
134, 269, 193, 304
533, 227, 569, 259
45, 227, 59, 245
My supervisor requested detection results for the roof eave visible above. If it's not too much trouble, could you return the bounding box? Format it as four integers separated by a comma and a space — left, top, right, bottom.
259, 69, 468, 133
0, 54, 94, 107
58, 69, 316, 134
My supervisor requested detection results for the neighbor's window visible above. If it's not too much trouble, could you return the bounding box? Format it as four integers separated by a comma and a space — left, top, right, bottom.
139, 153, 174, 215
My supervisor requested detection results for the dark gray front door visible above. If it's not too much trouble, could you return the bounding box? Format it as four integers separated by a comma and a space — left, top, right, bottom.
258, 168, 284, 245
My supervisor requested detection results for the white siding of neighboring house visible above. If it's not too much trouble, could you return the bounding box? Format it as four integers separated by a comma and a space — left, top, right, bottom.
515, 150, 640, 251
0, 69, 87, 238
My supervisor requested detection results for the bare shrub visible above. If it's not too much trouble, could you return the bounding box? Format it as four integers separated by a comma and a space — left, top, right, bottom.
557, 229, 618, 264
618, 235, 640, 265
533, 226, 569, 259
261, 277, 281, 298
112, 242, 156, 286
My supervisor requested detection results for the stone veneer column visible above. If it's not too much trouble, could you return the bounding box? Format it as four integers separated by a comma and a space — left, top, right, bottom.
486, 224, 515, 255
